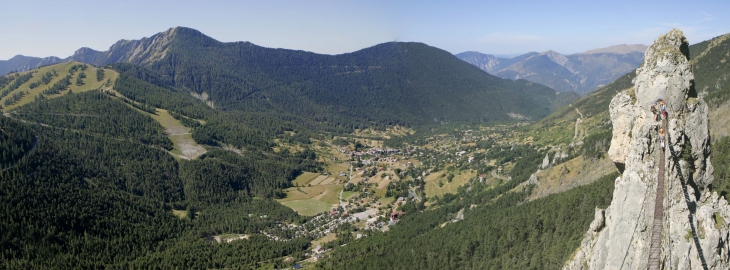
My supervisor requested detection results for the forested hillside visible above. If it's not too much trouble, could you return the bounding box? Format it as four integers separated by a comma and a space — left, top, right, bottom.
67, 27, 577, 130
0, 63, 324, 268
0, 117, 311, 267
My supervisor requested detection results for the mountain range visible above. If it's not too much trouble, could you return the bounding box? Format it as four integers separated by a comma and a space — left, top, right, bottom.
3, 25, 730, 269
4, 27, 579, 127
456, 44, 647, 95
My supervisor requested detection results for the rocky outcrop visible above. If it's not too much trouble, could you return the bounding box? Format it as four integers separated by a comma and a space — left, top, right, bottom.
552, 148, 569, 165
68, 27, 216, 66
541, 152, 551, 169
565, 29, 730, 270
527, 170, 540, 186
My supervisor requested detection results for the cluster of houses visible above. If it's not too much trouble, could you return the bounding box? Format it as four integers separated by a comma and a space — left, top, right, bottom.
340, 147, 401, 157
304, 245, 326, 262
260, 211, 352, 243
360, 156, 399, 165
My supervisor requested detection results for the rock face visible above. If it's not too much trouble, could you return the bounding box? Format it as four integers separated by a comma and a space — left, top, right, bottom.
565, 29, 730, 269
541, 152, 551, 169
68, 27, 196, 66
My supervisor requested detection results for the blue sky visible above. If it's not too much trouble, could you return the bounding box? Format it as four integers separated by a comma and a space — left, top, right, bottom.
1, 0, 729, 60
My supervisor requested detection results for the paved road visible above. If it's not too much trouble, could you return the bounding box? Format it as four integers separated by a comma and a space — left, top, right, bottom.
491, 170, 511, 181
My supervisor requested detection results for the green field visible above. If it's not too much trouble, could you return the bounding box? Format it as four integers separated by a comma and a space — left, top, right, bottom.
1, 62, 118, 111
279, 199, 334, 216
380, 197, 396, 205
312, 232, 337, 247
293, 172, 320, 186
280, 185, 329, 201
278, 184, 343, 216
424, 168, 476, 197
372, 187, 388, 200
327, 162, 350, 174
342, 191, 358, 201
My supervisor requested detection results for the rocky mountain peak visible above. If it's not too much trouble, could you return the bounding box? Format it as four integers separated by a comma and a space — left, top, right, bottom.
541, 50, 569, 66
73, 47, 99, 55
454, 51, 501, 73
457, 46, 645, 94
67, 26, 213, 66
565, 29, 730, 270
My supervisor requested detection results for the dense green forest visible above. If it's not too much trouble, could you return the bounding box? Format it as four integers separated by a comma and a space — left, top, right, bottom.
692, 34, 730, 107
0, 111, 318, 268
14, 90, 172, 149
712, 136, 730, 199
0, 66, 328, 267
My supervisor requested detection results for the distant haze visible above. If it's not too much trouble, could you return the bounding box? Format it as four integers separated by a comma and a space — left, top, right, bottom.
581, 44, 649, 55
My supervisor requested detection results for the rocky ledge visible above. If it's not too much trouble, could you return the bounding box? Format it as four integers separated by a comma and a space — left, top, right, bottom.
564, 29, 730, 270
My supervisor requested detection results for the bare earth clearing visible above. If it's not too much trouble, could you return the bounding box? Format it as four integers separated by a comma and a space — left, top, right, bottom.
150, 109, 206, 160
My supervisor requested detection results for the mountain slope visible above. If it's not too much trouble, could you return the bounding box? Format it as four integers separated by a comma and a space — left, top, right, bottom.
530, 32, 730, 202
531, 32, 730, 141
0, 61, 319, 268
456, 44, 647, 94
66, 27, 575, 129
1, 62, 115, 111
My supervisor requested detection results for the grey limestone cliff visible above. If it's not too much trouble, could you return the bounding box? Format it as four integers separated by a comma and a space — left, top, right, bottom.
564, 29, 730, 270
68, 27, 187, 66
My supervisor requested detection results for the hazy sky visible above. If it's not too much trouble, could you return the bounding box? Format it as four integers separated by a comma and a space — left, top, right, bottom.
2, 0, 729, 60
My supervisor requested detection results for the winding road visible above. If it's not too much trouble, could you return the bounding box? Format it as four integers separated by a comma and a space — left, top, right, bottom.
338, 163, 353, 208
571, 105, 584, 141
491, 169, 511, 181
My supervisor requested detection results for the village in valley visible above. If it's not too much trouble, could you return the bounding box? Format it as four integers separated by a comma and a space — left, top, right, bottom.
265, 123, 561, 266
199, 93, 607, 269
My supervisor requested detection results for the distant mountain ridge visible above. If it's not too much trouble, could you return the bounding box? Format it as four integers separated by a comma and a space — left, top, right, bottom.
2, 27, 580, 127
0, 55, 63, 75
456, 44, 647, 95
61, 27, 579, 127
